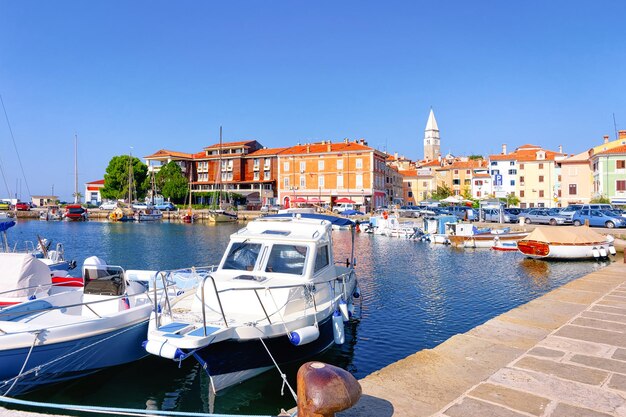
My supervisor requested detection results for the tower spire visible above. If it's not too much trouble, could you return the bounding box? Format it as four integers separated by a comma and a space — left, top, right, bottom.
423, 109, 441, 162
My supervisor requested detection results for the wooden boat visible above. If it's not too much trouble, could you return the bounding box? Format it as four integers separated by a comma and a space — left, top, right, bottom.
517, 226, 616, 259
449, 231, 529, 248
491, 238, 519, 252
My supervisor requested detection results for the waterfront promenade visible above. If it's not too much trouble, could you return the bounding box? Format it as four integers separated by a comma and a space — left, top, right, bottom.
341, 258, 626, 417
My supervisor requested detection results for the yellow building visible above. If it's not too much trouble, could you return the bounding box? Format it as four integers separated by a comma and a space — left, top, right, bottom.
435, 159, 487, 197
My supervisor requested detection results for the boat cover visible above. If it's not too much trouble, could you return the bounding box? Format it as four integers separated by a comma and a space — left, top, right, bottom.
520, 226, 607, 245
0, 253, 52, 298
263, 213, 355, 227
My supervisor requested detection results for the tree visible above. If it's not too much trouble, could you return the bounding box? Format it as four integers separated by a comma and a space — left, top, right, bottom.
156, 162, 189, 203
430, 184, 453, 200
101, 155, 148, 201
468, 155, 484, 161
501, 192, 520, 207
590, 195, 611, 204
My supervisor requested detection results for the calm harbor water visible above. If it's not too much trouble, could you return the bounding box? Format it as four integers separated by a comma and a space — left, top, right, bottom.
7, 219, 611, 415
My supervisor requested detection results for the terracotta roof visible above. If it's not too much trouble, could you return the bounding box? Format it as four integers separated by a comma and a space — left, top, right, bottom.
559, 150, 590, 163
279, 141, 373, 155
400, 169, 418, 177
473, 173, 491, 178
203, 140, 258, 150
86, 179, 105, 185
437, 160, 486, 170
247, 147, 289, 157
144, 149, 194, 159
593, 144, 626, 156
419, 160, 441, 167
489, 145, 564, 162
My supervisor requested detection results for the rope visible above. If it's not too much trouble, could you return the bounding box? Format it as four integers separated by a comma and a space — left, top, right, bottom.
2, 330, 41, 396
0, 395, 274, 417
258, 337, 298, 402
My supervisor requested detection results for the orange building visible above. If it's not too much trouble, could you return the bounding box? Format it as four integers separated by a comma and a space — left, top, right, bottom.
435, 159, 488, 197
277, 139, 387, 210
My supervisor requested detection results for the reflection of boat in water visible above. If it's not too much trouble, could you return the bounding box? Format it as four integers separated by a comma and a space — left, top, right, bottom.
518, 227, 616, 260
145, 214, 360, 392
519, 258, 550, 285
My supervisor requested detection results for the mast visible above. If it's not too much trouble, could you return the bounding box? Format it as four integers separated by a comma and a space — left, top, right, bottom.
73, 134, 79, 204
219, 126, 223, 208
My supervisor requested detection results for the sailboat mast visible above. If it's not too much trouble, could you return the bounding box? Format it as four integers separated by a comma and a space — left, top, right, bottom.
74, 134, 78, 204
219, 126, 223, 206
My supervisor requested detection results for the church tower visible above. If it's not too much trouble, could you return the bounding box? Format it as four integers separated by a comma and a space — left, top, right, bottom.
423, 109, 441, 162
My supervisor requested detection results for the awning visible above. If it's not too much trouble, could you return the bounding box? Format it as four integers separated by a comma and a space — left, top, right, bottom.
335, 197, 356, 204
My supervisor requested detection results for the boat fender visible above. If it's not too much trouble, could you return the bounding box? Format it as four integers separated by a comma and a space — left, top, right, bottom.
142, 340, 183, 360
609, 246, 617, 256
592, 247, 600, 258
599, 247, 608, 258
347, 301, 355, 318
28, 294, 36, 300
333, 310, 345, 345
339, 300, 349, 321
353, 286, 361, 299
289, 325, 320, 346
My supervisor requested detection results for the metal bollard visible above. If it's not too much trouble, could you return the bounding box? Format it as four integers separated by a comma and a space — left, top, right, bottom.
297, 361, 361, 417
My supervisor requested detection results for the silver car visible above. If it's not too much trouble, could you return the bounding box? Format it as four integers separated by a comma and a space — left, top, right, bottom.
523, 209, 567, 225
482, 208, 518, 223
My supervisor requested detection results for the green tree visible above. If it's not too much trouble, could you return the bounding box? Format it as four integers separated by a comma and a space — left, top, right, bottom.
468, 155, 484, 161
156, 162, 189, 203
590, 195, 611, 204
430, 184, 453, 200
500, 192, 520, 207
101, 155, 148, 201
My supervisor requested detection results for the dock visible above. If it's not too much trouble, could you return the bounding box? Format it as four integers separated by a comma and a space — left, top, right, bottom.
340, 258, 626, 417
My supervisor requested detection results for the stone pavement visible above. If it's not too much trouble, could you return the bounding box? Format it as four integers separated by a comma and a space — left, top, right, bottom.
341, 259, 626, 417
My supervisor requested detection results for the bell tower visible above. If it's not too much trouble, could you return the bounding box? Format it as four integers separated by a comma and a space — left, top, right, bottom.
424, 109, 440, 162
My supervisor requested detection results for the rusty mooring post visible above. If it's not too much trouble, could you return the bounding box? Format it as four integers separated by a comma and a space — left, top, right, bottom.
297, 361, 361, 417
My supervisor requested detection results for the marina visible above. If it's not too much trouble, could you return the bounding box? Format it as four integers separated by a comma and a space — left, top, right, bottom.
0, 218, 615, 415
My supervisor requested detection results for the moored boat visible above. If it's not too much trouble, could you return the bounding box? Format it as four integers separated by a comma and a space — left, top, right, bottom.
63, 204, 88, 221
144, 214, 360, 392
517, 226, 616, 260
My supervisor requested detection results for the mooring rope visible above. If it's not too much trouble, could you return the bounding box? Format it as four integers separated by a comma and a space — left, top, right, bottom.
0, 395, 275, 417
258, 336, 298, 402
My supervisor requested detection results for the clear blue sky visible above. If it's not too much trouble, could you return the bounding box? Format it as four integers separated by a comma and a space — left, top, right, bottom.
1, 1, 625, 201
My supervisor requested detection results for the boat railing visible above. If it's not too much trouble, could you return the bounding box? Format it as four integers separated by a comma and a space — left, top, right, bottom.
193, 268, 356, 336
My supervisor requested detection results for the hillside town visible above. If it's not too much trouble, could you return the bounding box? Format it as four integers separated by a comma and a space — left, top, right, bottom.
75, 109, 626, 212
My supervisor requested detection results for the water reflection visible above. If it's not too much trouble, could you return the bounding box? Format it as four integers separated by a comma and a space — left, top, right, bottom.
519, 258, 551, 286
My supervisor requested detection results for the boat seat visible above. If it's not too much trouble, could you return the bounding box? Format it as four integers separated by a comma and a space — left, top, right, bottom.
187, 326, 220, 337
159, 322, 191, 333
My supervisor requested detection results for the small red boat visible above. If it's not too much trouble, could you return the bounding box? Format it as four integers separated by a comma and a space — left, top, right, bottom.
64, 204, 88, 221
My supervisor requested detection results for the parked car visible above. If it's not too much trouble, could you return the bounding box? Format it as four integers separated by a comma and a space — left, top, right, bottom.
572, 209, 626, 229
505, 208, 523, 215
333, 203, 355, 214
154, 202, 177, 211
482, 208, 518, 223
0, 201, 11, 210
557, 207, 578, 223
448, 206, 478, 221
15, 202, 30, 211
99, 201, 118, 210
523, 209, 567, 225
260, 204, 281, 213
132, 203, 149, 210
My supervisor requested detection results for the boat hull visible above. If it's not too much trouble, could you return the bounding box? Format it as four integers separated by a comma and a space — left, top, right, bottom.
0, 319, 149, 395
191, 315, 335, 391
517, 240, 612, 259
449, 232, 528, 248
207, 211, 238, 223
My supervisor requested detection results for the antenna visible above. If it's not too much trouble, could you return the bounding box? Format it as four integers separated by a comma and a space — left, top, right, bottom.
613, 113, 618, 139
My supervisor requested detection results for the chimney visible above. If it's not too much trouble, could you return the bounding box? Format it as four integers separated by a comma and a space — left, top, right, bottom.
619, 130, 626, 140
604, 135, 610, 144
394, 152, 398, 159
558, 145, 563, 153
306, 145, 310, 153
344, 138, 349, 144
502, 144, 507, 155
327, 142, 331, 152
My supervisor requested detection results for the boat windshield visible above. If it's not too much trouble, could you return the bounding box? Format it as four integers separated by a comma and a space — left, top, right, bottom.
222, 242, 262, 271
265, 244, 307, 275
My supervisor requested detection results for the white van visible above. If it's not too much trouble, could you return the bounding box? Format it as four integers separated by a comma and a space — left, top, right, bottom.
334, 203, 355, 213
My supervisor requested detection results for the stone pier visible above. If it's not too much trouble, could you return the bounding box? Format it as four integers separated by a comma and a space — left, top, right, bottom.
341, 259, 626, 417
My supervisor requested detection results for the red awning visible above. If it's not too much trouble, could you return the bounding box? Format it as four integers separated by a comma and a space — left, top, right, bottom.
291, 197, 308, 203
335, 197, 356, 203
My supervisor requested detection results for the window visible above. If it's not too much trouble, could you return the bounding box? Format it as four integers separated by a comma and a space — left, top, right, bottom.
508, 169, 517, 175
356, 158, 363, 169
491, 170, 499, 175
266, 244, 307, 275
466, 170, 471, 175
253, 158, 260, 168
283, 162, 290, 172
539, 190, 544, 197
491, 161, 498, 166
337, 159, 343, 170
519, 164, 524, 170
314, 246, 329, 273
284, 177, 289, 188
618, 160, 626, 169
318, 175, 324, 187
253, 171, 260, 180
300, 176, 306, 188
520, 176, 525, 184
408, 191, 413, 197
475, 180, 483, 186
539, 175, 544, 183
222, 243, 262, 271
510, 180, 515, 186
453, 179, 460, 185
454, 170, 459, 175
264, 170, 270, 180
300, 161, 306, 172
510, 161, 515, 166
318, 160, 324, 170
337, 175, 344, 188
617, 180, 626, 192
569, 184, 577, 195
423, 181, 428, 187
356, 174, 363, 188
407, 182, 412, 187
557, 175, 561, 182
539, 163, 544, 169
464, 179, 471, 185
520, 190, 525, 197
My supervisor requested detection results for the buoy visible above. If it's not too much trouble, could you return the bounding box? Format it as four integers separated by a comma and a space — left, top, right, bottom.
592, 247, 600, 258
143, 340, 183, 360
289, 325, 320, 346
599, 247, 608, 258
332, 310, 345, 345
338, 300, 349, 321
609, 246, 617, 256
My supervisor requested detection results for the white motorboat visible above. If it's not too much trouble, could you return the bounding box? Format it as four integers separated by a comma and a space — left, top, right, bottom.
517, 226, 616, 259
368, 212, 418, 237
207, 209, 238, 223
0, 256, 180, 395
134, 207, 163, 221
145, 214, 360, 392
448, 223, 529, 248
